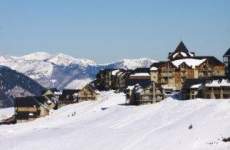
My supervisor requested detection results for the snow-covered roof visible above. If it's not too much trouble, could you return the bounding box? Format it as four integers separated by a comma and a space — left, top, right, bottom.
150, 67, 158, 71
172, 58, 206, 69
191, 84, 202, 89
189, 52, 195, 57
130, 73, 150, 77
54, 91, 62, 95
162, 85, 176, 90
127, 85, 135, 90
173, 52, 189, 58
112, 70, 120, 76
205, 79, 230, 87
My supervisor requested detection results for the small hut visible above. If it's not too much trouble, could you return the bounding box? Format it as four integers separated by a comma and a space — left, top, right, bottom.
77, 85, 98, 101
15, 96, 56, 121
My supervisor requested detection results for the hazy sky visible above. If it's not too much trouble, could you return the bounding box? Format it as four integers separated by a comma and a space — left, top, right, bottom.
0, 0, 229, 63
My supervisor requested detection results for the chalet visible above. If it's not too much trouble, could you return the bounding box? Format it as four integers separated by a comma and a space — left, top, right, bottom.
150, 42, 225, 91
111, 69, 131, 91
223, 48, 230, 77
15, 96, 57, 121
181, 78, 206, 99
96, 68, 116, 91
59, 89, 79, 105
76, 84, 98, 101
181, 77, 230, 100
59, 84, 98, 105
126, 81, 164, 105
128, 68, 151, 87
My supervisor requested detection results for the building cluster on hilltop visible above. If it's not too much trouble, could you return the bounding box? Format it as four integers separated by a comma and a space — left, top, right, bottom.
95, 41, 230, 104
2, 41, 230, 124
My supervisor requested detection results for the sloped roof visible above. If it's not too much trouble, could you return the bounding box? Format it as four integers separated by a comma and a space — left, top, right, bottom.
224, 48, 230, 56
15, 96, 47, 107
172, 58, 206, 69
182, 76, 228, 90
150, 61, 168, 68
175, 41, 189, 53
194, 56, 224, 65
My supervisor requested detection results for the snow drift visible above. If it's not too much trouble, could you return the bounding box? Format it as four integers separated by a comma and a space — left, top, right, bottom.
0, 92, 230, 150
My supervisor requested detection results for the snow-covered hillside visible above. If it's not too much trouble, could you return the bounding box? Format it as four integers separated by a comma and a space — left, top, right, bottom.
0, 92, 230, 150
0, 52, 157, 89
0, 107, 14, 121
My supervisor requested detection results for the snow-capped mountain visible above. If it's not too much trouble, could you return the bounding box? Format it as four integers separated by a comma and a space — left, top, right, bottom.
48, 53, 96, 67
0, 52, 157, 89
0, 66, 45, 108
106, 58, 158, 70
19, 52, 52, 61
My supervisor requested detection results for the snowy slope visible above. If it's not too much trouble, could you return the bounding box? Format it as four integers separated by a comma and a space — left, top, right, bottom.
0, 107, 14, 121
0, 52, 157, 89
0, 92, 230, 150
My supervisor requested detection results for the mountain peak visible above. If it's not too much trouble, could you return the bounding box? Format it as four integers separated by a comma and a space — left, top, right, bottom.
48, 53, 96, 66
21, 52, 52, 61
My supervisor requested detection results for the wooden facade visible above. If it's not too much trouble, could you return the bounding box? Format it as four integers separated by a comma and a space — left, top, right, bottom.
15, 96, 57, 121
111, 69, 130, 91
77, 85, 97, 101
181, 77, 230, 100
59, 89, 79, 105
59, 84, 97, 106
96, 69, 116, 91
126, 82, 164, 105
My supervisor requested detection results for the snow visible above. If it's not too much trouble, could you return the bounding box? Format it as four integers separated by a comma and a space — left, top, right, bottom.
130, 73, 150, 77
172, 52, 194, 59
173, 52, 188, 58
150, 66, 158, 71
0, 107, 14, 121
0, 52, 157, 89
112, 69, 119, 76
47, 53, 96, 66
107, 58, 158, 70
1, 92, 230, 150
190, 52, 195, 57
162, 84, 176, 90
65, 78, 92, 89
181, 52, 188, 57
172, 58, 206, 69
191, 84, 202, 89
205, 79, 230, 87
127, 85, 135, 90
19, 52, 52, 61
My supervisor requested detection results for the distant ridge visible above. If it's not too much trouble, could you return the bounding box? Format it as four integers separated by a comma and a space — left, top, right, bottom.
0, 65, 45, 108
0, 52, 157, 89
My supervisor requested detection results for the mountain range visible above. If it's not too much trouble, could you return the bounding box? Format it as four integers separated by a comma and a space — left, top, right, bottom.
0, 52, 157, 89
0, 66, 45, 107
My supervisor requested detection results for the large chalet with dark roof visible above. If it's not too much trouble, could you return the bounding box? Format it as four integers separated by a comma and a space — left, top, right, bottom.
150, 41, 225, 91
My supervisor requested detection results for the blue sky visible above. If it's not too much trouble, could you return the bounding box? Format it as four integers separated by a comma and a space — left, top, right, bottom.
0, 0, 229, 63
